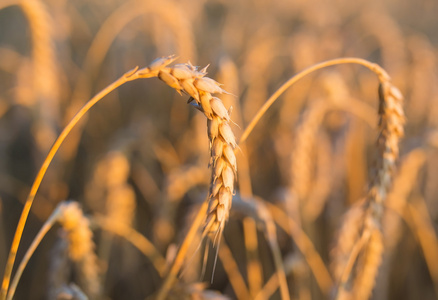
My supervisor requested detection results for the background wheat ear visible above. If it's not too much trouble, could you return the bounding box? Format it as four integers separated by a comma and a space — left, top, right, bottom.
332, 78, 405, 300
56, 201, 101, 298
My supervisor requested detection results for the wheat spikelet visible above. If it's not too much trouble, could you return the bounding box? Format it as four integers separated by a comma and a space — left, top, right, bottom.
57, 202, 100, 298
149, 56, 237, 248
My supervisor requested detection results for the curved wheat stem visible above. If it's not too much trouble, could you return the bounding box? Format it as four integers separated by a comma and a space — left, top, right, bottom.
265, 201, 333, 294
0, 63, 161, 299
239, 57, 390, 146
236, 57, 403, 300
6, 205, 61, 300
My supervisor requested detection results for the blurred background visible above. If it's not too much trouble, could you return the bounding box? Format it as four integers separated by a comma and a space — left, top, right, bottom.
0, 0, 438, 299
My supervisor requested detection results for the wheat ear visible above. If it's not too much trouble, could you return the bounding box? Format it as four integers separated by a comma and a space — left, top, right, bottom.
146, 56, 239, 300
353, 79, 404, 298
334, 79, 405, 300
56, 202, 100, 298
233, 58, 403, 300
150, 57, 237, 248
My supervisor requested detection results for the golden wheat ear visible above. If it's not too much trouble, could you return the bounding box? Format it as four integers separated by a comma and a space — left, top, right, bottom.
152, 59, 238, 257
151, 57, 239, 300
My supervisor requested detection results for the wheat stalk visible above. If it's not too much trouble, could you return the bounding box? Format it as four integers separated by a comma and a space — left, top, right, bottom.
229, 196, 291, 300
92, 215, 167, 277
383, 149, 426, 252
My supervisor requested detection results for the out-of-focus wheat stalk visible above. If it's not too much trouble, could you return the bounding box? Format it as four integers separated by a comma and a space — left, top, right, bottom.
85, 151, 137, 285
265, 201, 333, 294
383, 149, 426, 252
406, 197, 438, 297
231, 196, 293, 300
218, 239, 251, 300
92, 216, 167, 276
0, 0, 60, 151
289, 98, 329, 224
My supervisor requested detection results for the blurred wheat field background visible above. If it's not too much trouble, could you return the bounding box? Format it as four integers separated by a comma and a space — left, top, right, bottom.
0, 0, 438, 299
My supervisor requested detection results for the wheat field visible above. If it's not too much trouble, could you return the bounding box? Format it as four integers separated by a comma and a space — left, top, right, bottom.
0, 0, 438, 299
